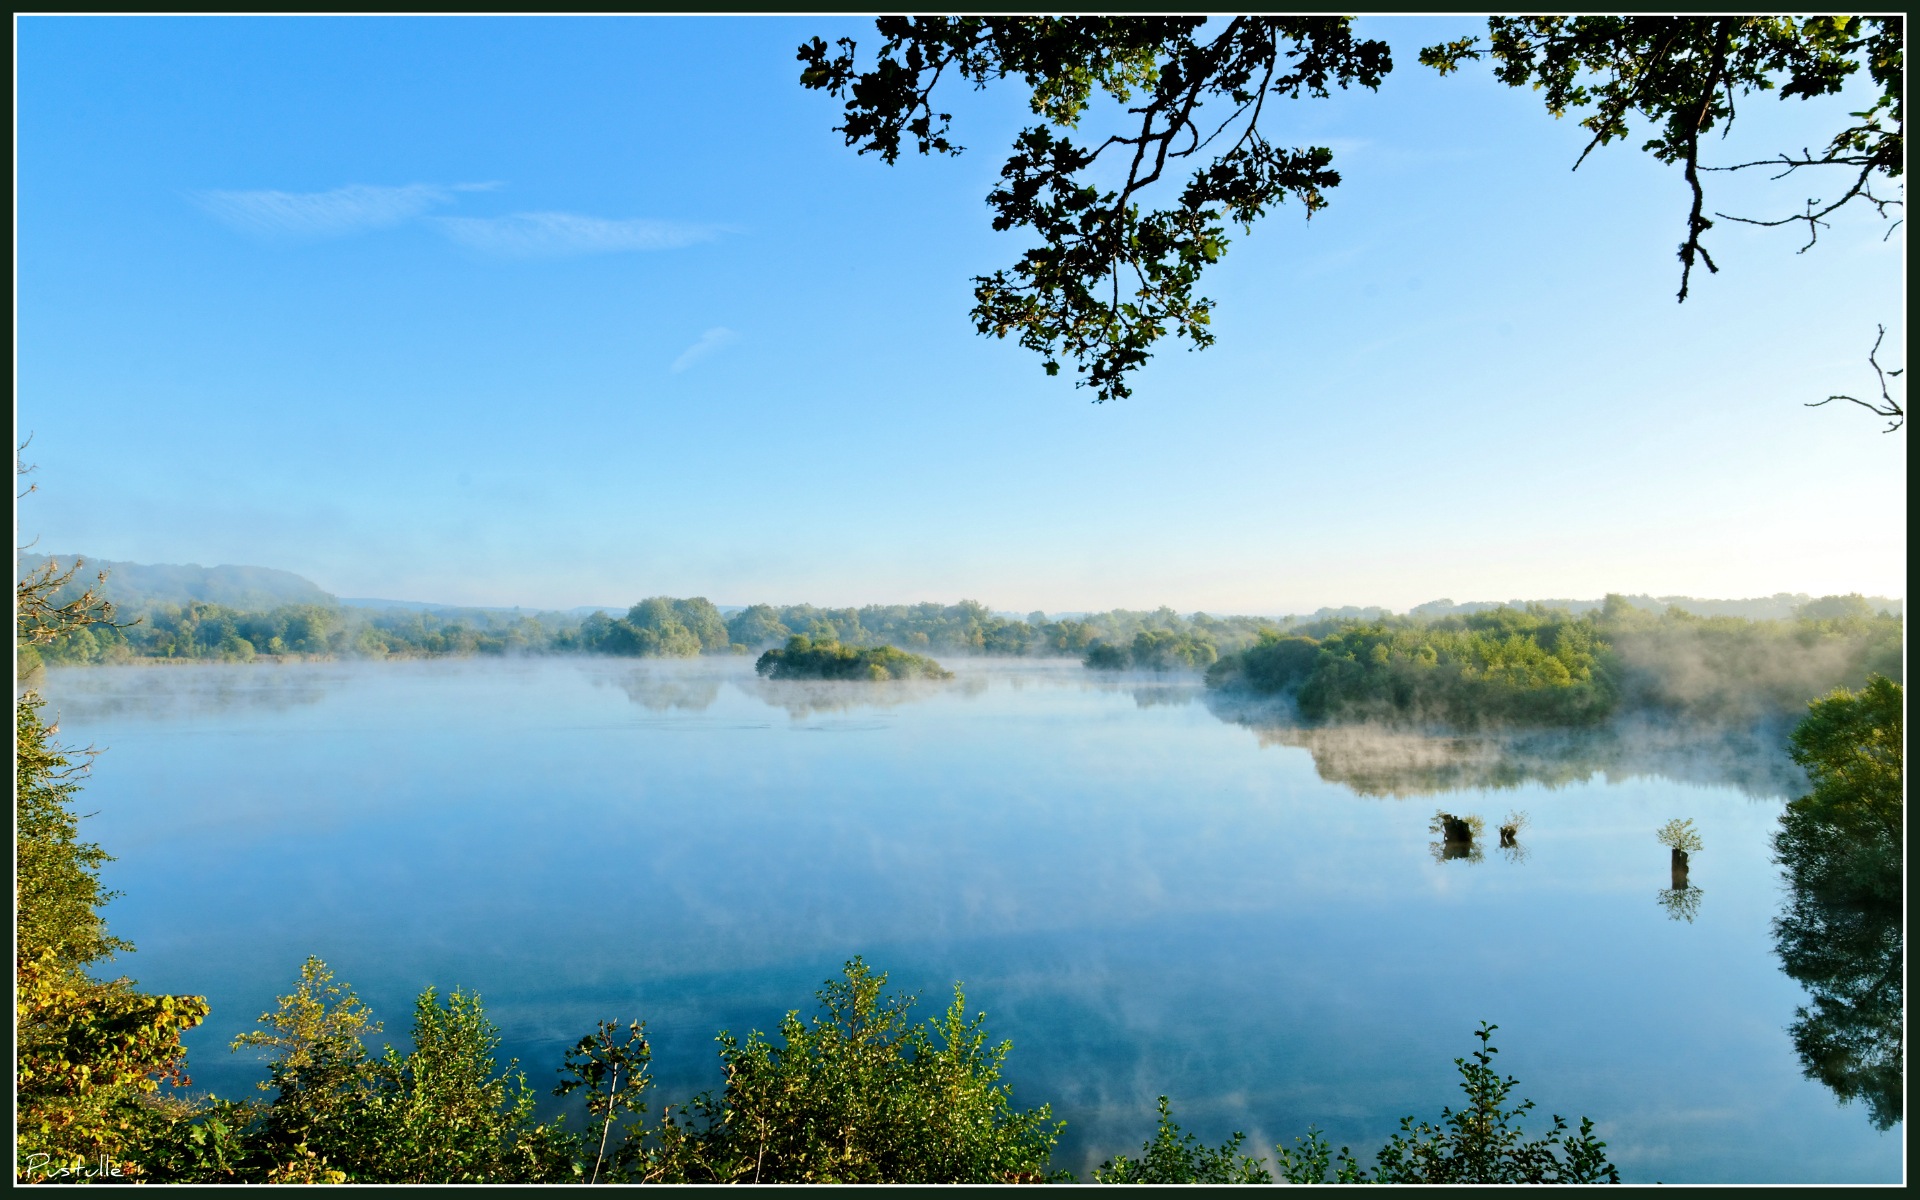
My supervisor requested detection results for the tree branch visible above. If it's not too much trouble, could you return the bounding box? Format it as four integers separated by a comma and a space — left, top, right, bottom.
1805, 324, 1905, 433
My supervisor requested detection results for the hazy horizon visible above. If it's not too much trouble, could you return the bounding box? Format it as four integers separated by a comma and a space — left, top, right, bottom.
18, 547, 1904, 624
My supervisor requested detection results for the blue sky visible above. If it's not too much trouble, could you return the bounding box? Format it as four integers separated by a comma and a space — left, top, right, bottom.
16, 16, 1906, 613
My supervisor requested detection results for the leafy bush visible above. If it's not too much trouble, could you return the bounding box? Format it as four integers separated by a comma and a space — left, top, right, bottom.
213, 960, 577, 1183
643, 959, 1062, 1183
1093, 1096, 1273, 1182
1277, 1023, 1619, 1184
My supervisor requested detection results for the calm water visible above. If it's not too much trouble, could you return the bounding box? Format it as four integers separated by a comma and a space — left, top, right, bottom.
37, 658, 1903, 1182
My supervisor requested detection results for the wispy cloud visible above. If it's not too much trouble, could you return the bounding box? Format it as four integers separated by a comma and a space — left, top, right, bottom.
671, 327, 739, 373
193, 182, 495, 237
435, 212, 723, 258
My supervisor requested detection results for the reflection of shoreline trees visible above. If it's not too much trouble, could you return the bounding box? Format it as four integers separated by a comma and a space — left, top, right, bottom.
601, 669, 724, 714
739, 674, 985, 720
1208, 696, 1806, 800
1772, 676, 1903, 1131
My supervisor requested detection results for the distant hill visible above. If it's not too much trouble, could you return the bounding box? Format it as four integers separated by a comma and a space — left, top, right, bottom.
19, 553, 335, 612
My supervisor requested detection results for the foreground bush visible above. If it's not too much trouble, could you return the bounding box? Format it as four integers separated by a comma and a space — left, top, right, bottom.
641, 959, 1063, 1183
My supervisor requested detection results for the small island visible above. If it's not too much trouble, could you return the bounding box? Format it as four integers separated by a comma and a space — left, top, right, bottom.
755, 634, 954, 681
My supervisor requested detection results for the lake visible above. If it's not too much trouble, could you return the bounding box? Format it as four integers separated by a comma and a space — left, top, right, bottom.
35, 656, 1902, 1182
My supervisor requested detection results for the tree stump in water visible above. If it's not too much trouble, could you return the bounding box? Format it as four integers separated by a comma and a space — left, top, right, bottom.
1671, 848, 1690, 890
1441, 814, 1473, 845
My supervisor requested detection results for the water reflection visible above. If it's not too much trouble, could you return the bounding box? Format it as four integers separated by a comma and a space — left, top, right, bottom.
1207, 696, 1805, 799
1772, 826, 1903, 1130
1128, 683, 1203, 709
1658, 886, 1705, 923
1427, 810, 1484, 864
739, 675, 981, 718
599, 668, 723, 714
38, 663, 337, 721
1497, 811, 1531, 865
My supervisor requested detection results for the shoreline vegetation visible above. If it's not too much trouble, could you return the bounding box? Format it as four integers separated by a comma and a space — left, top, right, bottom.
16, 552, 1900, 1181
755, 635, 953, 681
17, 557, 1900, 733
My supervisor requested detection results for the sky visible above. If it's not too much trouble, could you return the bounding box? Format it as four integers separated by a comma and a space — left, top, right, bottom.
15, 16, 1907, 614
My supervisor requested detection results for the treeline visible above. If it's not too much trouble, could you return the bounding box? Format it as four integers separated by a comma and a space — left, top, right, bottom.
21, 582, 1904, 740
11, 554, 1624, 1185
1206, 595, 1902, 728
21, 593, 1287, 668
18, 600, 577, 670
726, 601, 1277, 660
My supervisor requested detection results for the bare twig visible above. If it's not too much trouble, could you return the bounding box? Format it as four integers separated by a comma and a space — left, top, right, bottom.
1807, 324, 1905, 433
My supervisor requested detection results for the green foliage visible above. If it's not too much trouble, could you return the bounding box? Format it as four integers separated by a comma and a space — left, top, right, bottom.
35, 598, 575, 664
1098, 1026, 1619, 1185
358, 986, 575, 1182
1093, 1095, 1273, 1183
1772, 676, 1903, 1130
1213, 608, 1610, 727
214, 961, 577, 1183
1422, 18, 1902, 302
1363, 1023, 1620, 1184
15, 953, 211, 1180
804, 18, 1896, 392
1084, 628, 1219, 671
1208, 599, 1903, 730
1780, 674, 1903, 897
646, 959, 1063, 1183
554, 1020, 652, 1184
800, 18, 1391, 400
755, 634, 954, 681
227, 956, 382, 1175
16, 697, 126, 970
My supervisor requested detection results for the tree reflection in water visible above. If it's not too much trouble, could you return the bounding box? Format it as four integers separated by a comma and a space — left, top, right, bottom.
1771, 675, 1903, 1131
1772, 830, 1902, 1130
1656, 886, 1703, 923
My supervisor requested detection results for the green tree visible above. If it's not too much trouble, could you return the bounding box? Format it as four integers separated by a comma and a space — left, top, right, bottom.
1779, 673, 1903, 903
1276, 1024, 1619, 1184
1093, 1096, 1273, 1183
227, 956, 382, 1179
803, 18, 1900, 401
554, 1020, 653, 1184
358, 986, 576, 1183
800, 18, 1391, 401
15, 700, 126, 971
647, 959, 1063, 1183
1422, 17, 1903, 303
16, 462, 205, 1181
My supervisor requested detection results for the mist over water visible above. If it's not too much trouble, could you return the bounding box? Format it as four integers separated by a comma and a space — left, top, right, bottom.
37, 657, 1901, 1182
